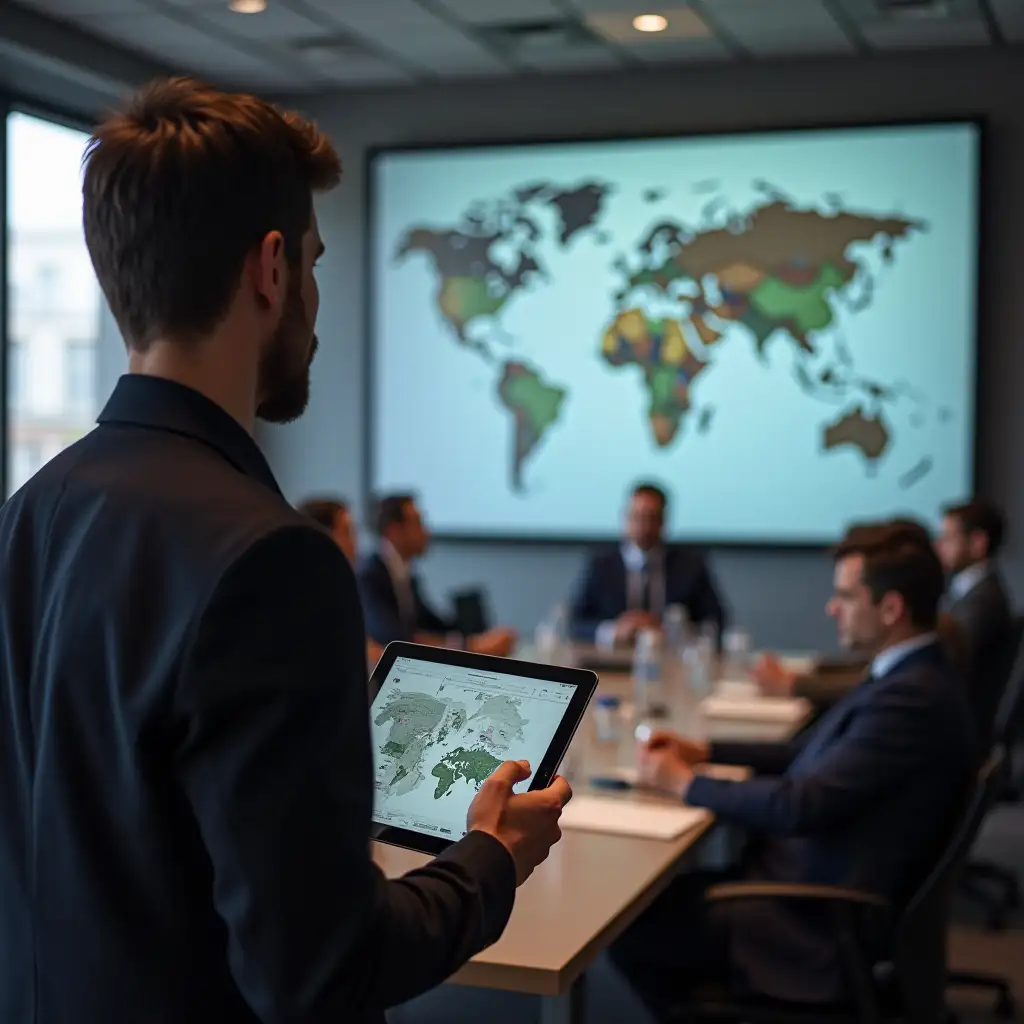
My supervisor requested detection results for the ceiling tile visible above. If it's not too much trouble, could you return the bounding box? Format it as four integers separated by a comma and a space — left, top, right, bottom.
990, 0, 1024, 40
705, 0, 854, 55
192, 2, 334, 42
14, 0, 209, 14
861, 14, 990, 48
77, 10, 316, 86
434, 0, 564, 25
298, 0, 449, 34
519, 41, 626, 69
297, 47, 413, 83
585, 6, 711, 42
571, 0, 695, 9
624, 34, 731, 61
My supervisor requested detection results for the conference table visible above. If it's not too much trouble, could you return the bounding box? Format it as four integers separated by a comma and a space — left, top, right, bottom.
374, 646, 815, 1024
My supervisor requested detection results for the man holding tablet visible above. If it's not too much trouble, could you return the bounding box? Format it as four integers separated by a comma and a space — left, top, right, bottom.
0, 79, 571, 1024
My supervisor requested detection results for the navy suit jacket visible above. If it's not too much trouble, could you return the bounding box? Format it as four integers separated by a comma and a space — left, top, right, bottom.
569, 544, 726, 641
688, 643, 974, 1003
356, 551, 456, 645
0, 376, 515, 1024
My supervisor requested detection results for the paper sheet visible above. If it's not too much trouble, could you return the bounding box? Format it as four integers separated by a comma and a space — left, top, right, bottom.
561, 795, 709, 840
700, 695, 811, 722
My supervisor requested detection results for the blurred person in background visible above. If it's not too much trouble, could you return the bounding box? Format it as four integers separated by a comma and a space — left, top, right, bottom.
570, 481, 726, 647
358, 492, 516, 656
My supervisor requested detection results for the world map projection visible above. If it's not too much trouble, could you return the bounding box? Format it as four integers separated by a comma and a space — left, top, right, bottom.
370, 124, 979, 542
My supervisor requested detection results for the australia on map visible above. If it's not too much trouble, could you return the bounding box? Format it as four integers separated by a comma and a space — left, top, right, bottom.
393, 176, 942, 493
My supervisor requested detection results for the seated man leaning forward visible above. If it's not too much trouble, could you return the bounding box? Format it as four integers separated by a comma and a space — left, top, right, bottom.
569, 481, 727, 647
357, 492, 516, 656
609, 526, 975, 1019
754, 517, 970, 707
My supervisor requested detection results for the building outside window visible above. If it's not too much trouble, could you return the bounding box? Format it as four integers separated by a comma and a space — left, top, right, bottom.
6, 111, 101, 496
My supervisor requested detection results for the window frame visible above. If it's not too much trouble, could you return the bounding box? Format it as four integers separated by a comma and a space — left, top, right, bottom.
1, 96, 97, 498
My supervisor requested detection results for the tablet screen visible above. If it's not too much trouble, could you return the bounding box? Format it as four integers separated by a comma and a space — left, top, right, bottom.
370, 654, 578, 842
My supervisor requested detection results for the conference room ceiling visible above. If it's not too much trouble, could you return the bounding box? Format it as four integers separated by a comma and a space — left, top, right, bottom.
10, 0, 1023, 94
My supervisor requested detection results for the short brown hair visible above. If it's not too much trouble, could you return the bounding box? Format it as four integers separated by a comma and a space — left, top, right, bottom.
942, 499, 1006, 557
834, 525, 945, 630
83, 76, 341, 352
372, 493, 415, 536
631, 482, 668, 513
297, 496, 348, 532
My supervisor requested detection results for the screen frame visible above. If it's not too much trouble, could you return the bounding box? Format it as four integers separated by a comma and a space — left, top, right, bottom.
364, 116, 985, 549
368, 641, 598, 856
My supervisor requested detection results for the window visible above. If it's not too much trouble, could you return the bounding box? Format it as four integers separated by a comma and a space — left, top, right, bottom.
8, 341, 27, 410
65, 340, 94, 412
6, 111, 101, 496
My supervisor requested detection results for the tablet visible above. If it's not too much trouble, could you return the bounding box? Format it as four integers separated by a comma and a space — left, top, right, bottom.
368, 641, 598, 855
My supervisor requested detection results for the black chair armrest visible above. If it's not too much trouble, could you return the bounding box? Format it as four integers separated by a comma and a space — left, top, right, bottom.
705, 882, 889, 909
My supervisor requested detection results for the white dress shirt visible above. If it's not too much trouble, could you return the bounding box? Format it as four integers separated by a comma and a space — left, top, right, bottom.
595, 543, 666, 648
379, 539, 415, 631
948, 561, 991, 603
870, 632, 938, 680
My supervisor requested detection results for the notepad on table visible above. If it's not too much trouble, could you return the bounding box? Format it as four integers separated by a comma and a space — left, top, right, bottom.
699, 694, 811, 723
561, 795, 709, 840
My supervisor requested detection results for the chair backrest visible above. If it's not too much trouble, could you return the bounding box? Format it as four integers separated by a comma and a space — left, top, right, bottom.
450, 588, 490, 636
992, 616, 1024, 746
971, 614, 1024, 749
892, 747, 1006, 1024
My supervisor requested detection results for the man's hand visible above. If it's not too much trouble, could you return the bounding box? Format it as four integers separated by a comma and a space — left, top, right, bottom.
642, 728, 710, 766
469, 627, 517, 658
752, 653, 796, 698
612, 611, 661, 645
637, 741, 694, 800
467, 760, 572, 885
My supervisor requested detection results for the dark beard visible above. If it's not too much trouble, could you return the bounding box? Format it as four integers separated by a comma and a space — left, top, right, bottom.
256, 277, 317, 425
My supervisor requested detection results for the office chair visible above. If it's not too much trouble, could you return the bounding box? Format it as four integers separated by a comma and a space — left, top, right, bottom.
960, 615, 1024, 931
449, 588, 490, 638
668, 748, 1007, 1024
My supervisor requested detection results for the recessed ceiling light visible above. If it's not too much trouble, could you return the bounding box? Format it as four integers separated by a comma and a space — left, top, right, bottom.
229, 0, 266, 12
632, 13, 668, 32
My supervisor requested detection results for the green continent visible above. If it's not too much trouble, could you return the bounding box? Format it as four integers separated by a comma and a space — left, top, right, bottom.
648, 364, 684, 418
431, 746, 503, 799
497, 361, 567, 492
748, 263, 848, 339
438, 276, 508, 334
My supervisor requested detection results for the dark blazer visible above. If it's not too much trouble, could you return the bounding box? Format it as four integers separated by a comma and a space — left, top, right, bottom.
0, 375, 515, 1024
356, 551, 456, 645
948, 571, 1014, 713
688, 642, 974, 1003
569, 544, 726, 642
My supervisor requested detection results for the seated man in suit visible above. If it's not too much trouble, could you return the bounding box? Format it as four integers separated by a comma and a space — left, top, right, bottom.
569, 482, 726, 646
936, 499, 1014, 685
755, 517, 970, 707
357, 493, 516, 656
609, 527, 975, 1019
297, 495, 384, 667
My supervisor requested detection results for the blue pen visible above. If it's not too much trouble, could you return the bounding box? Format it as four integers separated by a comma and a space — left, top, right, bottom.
589, 776, 635, 791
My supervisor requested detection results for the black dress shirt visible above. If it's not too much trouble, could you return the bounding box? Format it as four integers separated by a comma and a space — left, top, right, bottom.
0, 374, 515, 1024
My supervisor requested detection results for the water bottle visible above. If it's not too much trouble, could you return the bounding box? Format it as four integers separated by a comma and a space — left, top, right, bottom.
535, 603, 571, 664
593, 694, 623, 744
722, 627, 752, 682
662, 603, 690, 654
633, 628, 668, 723
685, 633, 715, 697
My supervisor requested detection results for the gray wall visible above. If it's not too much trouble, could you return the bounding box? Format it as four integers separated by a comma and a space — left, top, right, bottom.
261, 47, 1024, 651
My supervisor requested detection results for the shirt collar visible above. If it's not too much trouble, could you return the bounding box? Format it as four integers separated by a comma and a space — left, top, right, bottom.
871, 632, 938, 680
949, 561, 991, 602
97, 374, 281, 496
379, 538, 410, 584
622, 541, 662, 572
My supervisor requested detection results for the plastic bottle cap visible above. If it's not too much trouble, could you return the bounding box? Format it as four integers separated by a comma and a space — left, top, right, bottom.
596, 695, 622, 708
